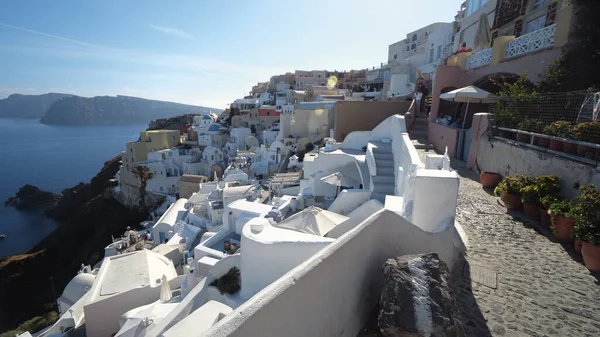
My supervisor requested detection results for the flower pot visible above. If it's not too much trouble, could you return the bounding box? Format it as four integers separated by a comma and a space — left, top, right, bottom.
540, 208, 551, 227
516, 132, 530, 143
562, 141, 577, 155
574, 239, 582, 255
582, 241, 600, 272
548, 139, 563, 152
480, 172, 501, 188
576, 144, 587, 157
538, 138, 549, 148
523, 203, 540, 218
551, 215, 576, 243
501, 192, 522, 210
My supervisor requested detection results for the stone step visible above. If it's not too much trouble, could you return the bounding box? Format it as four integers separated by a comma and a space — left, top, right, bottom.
373, 182, 395, 195
373, 152, 394, 160
412, 139, 435, 150
372, 146, 392, 154
372, 175, 395, 184
371, 192, 387, 204
375, 159, 394, 168
377, 166, 395, 176
409, 130, 428, 138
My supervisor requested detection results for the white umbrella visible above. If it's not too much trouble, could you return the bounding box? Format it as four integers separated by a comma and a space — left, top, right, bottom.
439, 86, 498, 128
320, 171, 357, 195
474, 13, 492, 50
159, 275, 172, 302
276, 206, 349, 236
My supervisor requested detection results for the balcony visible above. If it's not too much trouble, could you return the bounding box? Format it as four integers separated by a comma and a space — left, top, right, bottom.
504, 24, 557, 60
465, 47, 492, 70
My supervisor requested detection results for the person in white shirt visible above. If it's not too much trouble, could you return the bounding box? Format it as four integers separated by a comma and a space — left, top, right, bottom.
415, 90, 423, 115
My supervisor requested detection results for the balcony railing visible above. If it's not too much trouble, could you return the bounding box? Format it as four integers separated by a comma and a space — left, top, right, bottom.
465, 48, 492, 70
504, 24, 557, 60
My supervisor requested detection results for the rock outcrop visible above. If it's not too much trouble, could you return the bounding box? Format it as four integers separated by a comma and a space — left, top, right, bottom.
0, 93, 71, 119
0, 156, 148, 333
378, 253, 464, 337
147, 114, 197, 131
4, 184, 61, 210
41, 95, 221, 126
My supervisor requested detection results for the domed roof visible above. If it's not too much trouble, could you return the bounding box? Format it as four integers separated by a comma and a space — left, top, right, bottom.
208, 124, 220, 132
61, 273, 96, 304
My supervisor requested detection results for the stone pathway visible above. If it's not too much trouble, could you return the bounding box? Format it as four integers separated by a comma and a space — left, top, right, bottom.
438, 154, 600, 337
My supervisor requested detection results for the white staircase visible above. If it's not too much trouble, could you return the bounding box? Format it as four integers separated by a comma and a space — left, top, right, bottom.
369, 142, 395, 202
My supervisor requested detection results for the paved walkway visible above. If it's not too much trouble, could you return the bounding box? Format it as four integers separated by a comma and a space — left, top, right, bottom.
436, 154, 600, 337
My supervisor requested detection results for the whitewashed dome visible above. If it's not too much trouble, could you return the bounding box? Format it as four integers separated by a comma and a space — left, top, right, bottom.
62, 273, 95, 303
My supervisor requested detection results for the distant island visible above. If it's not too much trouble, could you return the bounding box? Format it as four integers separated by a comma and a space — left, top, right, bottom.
0, 93, 222, 126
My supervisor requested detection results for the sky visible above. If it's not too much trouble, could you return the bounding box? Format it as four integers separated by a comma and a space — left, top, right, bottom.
0, 0, 464, 109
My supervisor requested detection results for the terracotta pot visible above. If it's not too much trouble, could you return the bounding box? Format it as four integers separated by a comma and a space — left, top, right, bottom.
576, 144, 587, 157
523, 203, 540, 218
538, 138, 549, 148
548, 139, 563, 152
480, 172, 501, 188
582, 241, 600, 272
562, 141, 577, 155
540, 208, 551, 227
501, 192, 522, 210
516, 132, 530, 143
551, 215, 576, 243
574, 239, 582, 255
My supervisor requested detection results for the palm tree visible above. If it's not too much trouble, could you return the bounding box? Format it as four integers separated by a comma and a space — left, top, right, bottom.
131, 165, 154, 211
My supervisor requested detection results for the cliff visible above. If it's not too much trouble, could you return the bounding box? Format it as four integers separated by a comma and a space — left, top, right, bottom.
0, 93, 71, 119
41, 95, 222, 126
147, 114, 197, 130
0, 156, 148, 333
4, 185, 61, 210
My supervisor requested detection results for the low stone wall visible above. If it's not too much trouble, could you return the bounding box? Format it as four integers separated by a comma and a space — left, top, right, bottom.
203, 209, 459, 337
477, 134, 600, 199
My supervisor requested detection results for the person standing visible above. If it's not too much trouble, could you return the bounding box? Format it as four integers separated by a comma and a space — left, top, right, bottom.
415, 89, 423, 116
419, 83, 429, 114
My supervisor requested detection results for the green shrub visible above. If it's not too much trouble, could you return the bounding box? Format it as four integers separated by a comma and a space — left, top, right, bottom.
520, 185, 540, 205
495, 174, 534, 196
0, 311, 58, 337
572, 122, 600, 144
210, 267, 241, 295
571, 184, 600, 244
543, 121, 573, 138
518, 119, 545, 133
548, 199, 577, 219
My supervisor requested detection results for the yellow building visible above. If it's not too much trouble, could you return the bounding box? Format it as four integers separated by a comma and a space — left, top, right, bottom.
126, 130, 181, 162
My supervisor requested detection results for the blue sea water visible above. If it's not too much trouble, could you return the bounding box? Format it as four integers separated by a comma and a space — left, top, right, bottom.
0, 118, 146, 257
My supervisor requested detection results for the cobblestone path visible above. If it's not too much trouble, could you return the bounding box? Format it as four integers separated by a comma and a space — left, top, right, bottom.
445, 157, 600, 337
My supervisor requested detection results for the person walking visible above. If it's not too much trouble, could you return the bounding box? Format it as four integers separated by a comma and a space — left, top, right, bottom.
414, 89, 423, 116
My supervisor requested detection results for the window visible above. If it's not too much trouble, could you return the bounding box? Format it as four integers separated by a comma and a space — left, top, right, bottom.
429, 48, 434, 63
168, 152, 172, 157
532, 0, 549, 9
172, 135, 176, 140
394, 54, 397, 60
211, 155, 214, 160
526, 16, 546, 34
437, 45, 442, 59
148, 137, 152, 142
412, 34, 417, 42
160, 186, 164, 191
411, 44, 416, 50
467, 0, 489, 16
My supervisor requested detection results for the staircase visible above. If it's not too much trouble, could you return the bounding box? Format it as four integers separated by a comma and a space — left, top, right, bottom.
409, 115, 435, 150
369, 142, 395, 202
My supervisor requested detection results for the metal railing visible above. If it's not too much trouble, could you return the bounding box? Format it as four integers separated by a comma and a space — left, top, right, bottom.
504, 24, 557, 59
465, 47, 492, 70
493, 126, 600, 166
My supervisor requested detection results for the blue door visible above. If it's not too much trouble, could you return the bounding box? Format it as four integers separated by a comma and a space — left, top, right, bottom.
159, 231, 167, 244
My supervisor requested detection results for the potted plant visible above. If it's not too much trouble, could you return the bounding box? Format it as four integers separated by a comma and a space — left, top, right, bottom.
543, 121, 573, 152
572, 122, 600, 159
517, 119, 545, 144
480, 172, 501, 188
495, 174, 533, 210
520, 184, 540, 218
548, 199, 578, 243
540, 195, 559, 228
571, 184, 600, 270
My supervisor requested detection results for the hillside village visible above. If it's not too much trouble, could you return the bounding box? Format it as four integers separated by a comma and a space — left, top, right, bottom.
12, 1, 600, 336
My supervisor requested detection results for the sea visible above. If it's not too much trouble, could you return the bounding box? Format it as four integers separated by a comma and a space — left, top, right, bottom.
0, 118, 147, 258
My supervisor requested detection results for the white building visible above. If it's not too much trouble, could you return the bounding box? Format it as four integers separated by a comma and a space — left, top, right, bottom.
82, 250, 179, 337
152, 198, 189, 244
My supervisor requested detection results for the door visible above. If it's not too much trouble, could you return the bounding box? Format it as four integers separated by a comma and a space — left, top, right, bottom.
462, 128, 472, 161
159, 231, 167, 244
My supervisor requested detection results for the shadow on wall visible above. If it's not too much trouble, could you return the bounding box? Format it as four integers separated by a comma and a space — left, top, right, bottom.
451, 259, 492, 337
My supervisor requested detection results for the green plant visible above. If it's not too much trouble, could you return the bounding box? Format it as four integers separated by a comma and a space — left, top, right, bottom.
536, 175, 561, 201
571, 217, 600, 245
571, 184, 600, 244
492, 106, 523, 129
540, 195, 560, 210
572, 121, 600, 144
542, 121, 573, 138
520, 185, 540, 205
210, 267, 241, 295
495, 174, 534, 196
517, 119, 545, 133
548, 199, 578, 219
